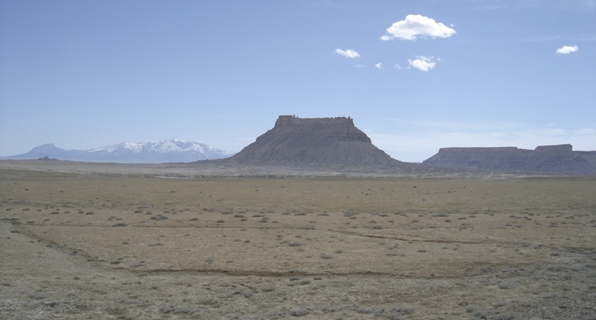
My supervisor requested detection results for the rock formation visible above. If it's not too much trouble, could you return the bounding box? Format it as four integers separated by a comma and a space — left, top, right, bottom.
226, 115, 406, 168
423, 144, 596, 175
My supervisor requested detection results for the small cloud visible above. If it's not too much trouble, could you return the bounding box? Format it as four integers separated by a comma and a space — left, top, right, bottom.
381, 14, 456, 41
408, 56, 437, 71
556, 45, 579, 54
335, 48, 360, 58
374, 62, 383, 69
394, 64, 401, 70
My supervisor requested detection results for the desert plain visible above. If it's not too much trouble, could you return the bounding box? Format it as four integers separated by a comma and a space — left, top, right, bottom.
1, 161, 595, 319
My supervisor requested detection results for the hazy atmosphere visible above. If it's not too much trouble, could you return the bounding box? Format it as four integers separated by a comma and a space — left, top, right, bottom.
1, 0, 594, 162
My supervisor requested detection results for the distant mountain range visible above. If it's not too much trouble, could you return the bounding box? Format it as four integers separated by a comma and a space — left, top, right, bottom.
2, 117, 595, 176
1, 139, 234, 163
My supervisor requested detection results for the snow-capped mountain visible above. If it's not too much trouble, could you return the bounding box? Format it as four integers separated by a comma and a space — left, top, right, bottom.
1, 139, 235, 163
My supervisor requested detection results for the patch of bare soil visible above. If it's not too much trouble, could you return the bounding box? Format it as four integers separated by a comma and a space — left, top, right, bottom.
1, 164, 595, 319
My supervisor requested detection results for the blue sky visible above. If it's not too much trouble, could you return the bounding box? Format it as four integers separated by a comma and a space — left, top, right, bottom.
1, 0, 594, 162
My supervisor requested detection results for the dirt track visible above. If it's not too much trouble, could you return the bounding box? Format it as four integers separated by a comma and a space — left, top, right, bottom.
1, 162, 596, 319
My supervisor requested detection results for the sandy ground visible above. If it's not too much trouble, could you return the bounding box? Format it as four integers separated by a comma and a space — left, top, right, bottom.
1, 161, 596, 319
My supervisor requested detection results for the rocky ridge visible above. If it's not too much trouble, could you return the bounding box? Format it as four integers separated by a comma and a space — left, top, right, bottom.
423, 144, 596, 175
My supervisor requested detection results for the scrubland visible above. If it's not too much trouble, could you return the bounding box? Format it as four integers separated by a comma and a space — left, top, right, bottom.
1, 163, 595, 319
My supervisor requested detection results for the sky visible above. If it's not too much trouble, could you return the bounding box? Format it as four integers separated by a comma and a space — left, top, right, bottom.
1, 0, 595, 162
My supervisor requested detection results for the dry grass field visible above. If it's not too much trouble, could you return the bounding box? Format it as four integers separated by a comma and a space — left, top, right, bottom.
1, 162, 596, 319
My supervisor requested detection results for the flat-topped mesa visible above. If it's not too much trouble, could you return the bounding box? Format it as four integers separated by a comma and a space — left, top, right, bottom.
535, 144, 573, 152
423, 144, 596, 175
227, 115, 403, 167
275, 115, 354, 127
268, 115, 371, 144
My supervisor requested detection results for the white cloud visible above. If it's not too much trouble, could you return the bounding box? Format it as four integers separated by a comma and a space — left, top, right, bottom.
374, 62, 383, 69
381, 14, 456, 41
408, 56, 436, 71
394, 64, 401, 70
556, 45, 579, 54
335, 48, 360, 58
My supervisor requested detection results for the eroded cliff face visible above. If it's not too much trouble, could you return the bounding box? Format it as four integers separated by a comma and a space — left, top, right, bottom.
423, 144, 596, 175
228, 115, 402, 167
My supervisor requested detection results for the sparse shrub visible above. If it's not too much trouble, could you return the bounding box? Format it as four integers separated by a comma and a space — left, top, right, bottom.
261, 285, 275, 292
241, 290, 252, 298
290, 308, 310, 316
492, 300, 507, 308
466, 305, 477, 313
494, 313, 515, 320
499, 282, 515, 289
354, 306, 374, 314
388, 305, 414, 316
29, 292, 47, 300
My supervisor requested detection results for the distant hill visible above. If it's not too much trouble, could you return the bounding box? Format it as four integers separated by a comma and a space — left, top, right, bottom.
422, 144, 596, 175
223, 115, 410, 170
1, 139, 234, 163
